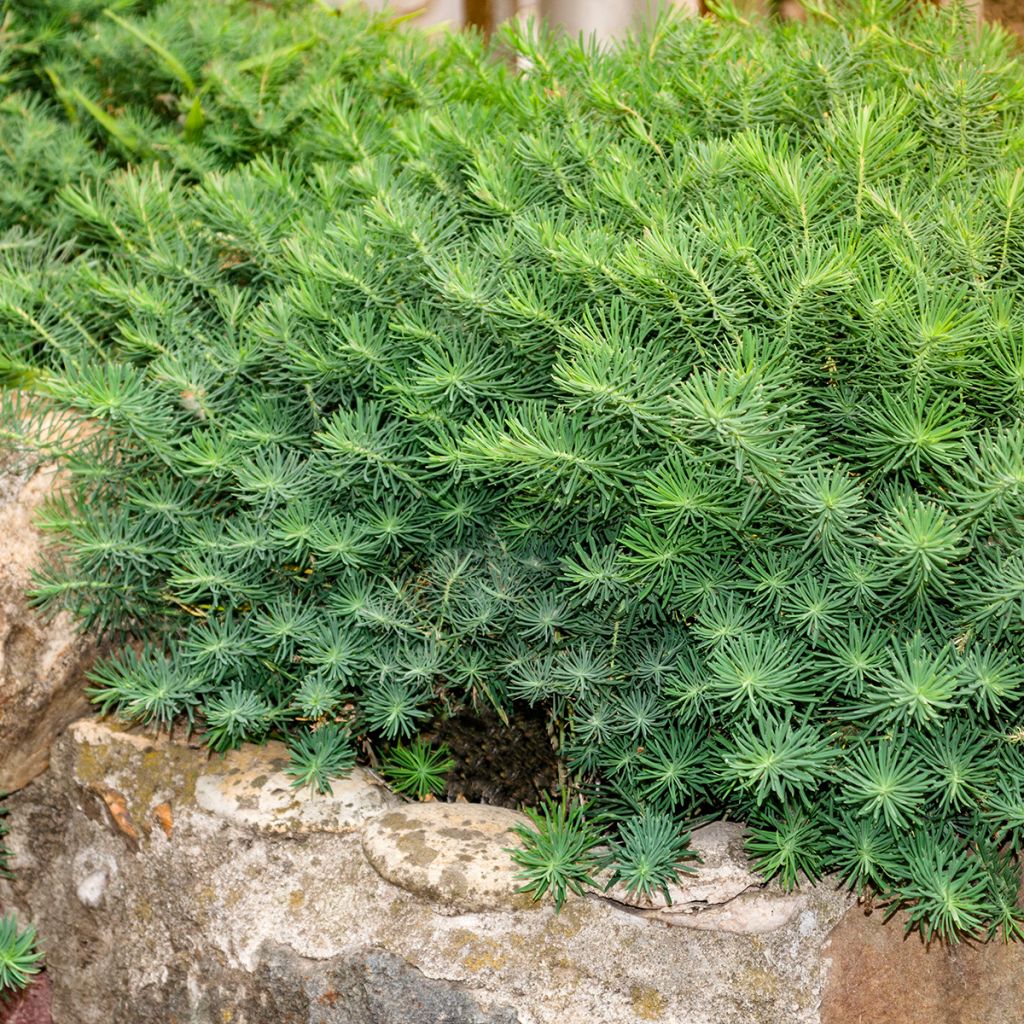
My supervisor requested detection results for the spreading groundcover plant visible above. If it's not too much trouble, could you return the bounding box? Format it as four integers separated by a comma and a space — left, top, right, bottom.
1, 0, 1024, 942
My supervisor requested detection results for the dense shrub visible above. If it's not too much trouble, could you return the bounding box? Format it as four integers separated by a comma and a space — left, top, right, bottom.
2, 0, 1024, 941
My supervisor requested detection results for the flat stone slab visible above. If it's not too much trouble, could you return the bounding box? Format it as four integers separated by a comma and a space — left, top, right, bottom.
647, 890, 804, 933
361, 801, 539, 913
194, 742, 397, 834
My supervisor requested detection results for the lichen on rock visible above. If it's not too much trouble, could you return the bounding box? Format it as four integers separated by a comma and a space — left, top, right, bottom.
361, 802, 540, 913
0, 718, 861, 1024
194, 742, 397, 835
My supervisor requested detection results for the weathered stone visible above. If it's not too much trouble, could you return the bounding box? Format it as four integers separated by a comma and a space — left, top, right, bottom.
596, 821, 803, 933
653, 889, 805, 933
237, 944, 521, 1024
361, 800, 537, 913
64, 717, 205, 847
0, 461, 99, 793
820, 903, 1024, 1024
195, 741, 398, 834
0, 971, 53, 1024
1, 718, 855, 1024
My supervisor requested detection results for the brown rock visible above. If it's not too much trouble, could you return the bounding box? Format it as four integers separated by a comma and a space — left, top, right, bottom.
0, 971, 52, 1024
151, 802, 173, 838
0, 459, 100, 793
821, 904, 1024, 1024
94, 787, 139, 846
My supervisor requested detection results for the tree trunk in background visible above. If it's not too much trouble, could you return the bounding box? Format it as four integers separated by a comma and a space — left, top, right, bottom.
465, 0, 520, 30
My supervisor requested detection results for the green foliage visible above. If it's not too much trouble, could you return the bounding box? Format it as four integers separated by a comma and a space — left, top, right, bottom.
887, 827, 991, 943
605, 814, 698, 904
0, 805, 43, 998
1, 0, 1024, 940
745, 807, 826, 891
509, 797, 603, 911
0, 914, 42, 998
381, 739, 455, 799
286, 723, 357, 795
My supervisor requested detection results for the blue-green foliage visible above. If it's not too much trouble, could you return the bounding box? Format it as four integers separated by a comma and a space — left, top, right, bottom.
382, 739, 455, 799
0, 914, 42, 998
1, 0, 1024, 940
509, 797, 603, 911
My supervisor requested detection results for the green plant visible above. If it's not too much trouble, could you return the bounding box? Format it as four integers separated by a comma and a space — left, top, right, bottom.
745, 807, 826, 891
0, 915, 42, 998
885, 827, 990, 943
605, 813, 698, 904
0, 0, 1023, 941
381, 740, 455, 799
0, 802, 44, 1000
509, 797, 603, 911
286, 723, 357, 795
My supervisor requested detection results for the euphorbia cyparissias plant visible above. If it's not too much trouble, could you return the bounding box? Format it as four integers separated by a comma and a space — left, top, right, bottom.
1, 0, 1023, 941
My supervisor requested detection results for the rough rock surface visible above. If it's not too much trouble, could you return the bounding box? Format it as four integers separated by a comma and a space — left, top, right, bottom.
0, 972, 52, 1024
820, 902, 1024, 1024
362, 801, 538, 913
195, 741, 398, 834
0, 718, 856, 1024
0, 459, 99, 793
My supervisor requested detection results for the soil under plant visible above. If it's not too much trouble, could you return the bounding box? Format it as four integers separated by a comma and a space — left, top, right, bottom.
420, 705, 561, 809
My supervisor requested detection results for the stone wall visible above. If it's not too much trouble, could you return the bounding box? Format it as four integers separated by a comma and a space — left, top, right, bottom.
2, 719, 1022, 1024
1, 719, 853, 1024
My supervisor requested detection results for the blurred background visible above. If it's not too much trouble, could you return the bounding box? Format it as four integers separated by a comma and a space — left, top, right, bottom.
365, 0, 693, 41
362, 0, 1017, 40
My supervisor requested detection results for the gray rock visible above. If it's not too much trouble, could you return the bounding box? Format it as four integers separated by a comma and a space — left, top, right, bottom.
195, 741, 398, 834
79, 941, 521, 1024
362, 800, 539, 913
1, 718, 855, 1024
0, 458, 99, 793
250, 945, 522, 1024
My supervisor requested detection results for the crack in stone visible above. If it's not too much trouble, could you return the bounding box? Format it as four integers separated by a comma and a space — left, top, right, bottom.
588, 881, 766, 918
